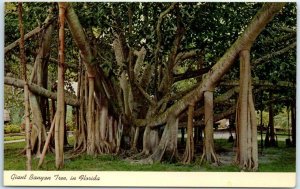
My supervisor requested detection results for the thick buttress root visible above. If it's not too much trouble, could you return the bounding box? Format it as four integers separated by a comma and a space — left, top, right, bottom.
235, 50, 258, 171
131, 115, 179, 165
200, 144, 221, 166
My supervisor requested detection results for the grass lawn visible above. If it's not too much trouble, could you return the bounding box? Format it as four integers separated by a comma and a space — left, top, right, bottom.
4, 139, 295, 172
4, 135, 25, 141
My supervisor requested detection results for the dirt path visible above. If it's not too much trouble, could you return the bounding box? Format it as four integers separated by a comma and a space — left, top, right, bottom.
4, 139, 25, 144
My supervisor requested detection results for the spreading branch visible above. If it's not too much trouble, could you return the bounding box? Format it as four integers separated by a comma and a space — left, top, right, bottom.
263, 33, 296, 45
5, 16, 55, 54
191, 87, 238, 118
134, 81, 156, 106
220, 80, 295, 88
65, 5, 114, 100
178, 105, 236, 128
5, 76, 79, 106
174, 67, 211, 82
49, 57, 78, 70
253, 42, 296, 65
154, 3, 177, 94
168, 7, 185, 69
158, 6, 185, 94
135, 3, 285, 128
174, 49, 201, 67
277, 26, 296, 33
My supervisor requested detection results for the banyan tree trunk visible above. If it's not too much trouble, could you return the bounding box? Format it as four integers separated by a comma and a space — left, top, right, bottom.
235, 49, 258, 171
29, 95, 47, 157
141, 126, 159, 156
24, 9, 54, 157
200, 90, 220, 165
131, 127, 140, 152
55, 2, 67, 169
87, 76, 96, 155
36, 16, 52, 129
132, 107, 159, 157
115, 116, 123, 154
74, 67, 87, 152
136, 114, 178, 164
182, 103, 195, 164
74, 69, 120, 155
18, 2, 31, 170
108, 116, 116, 152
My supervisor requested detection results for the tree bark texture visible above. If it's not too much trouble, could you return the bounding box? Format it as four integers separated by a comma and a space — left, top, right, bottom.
141, 126, 159, 156
4, 76, 79, 106
235, 50, 258, 171
73, 70, 119, 155
87, 77, 96, 155
27, 16, 53, 157
137, 114, 179, 164
28, 94, 47, 157
65, 4, 115, 105
73, 67, 87, 152
182, 103, 195, 164
113, 37, 133, 119
18, 2, 32, 171
201, 90, 220, 165
55, 2, 67, 169
38, 114, 56, 168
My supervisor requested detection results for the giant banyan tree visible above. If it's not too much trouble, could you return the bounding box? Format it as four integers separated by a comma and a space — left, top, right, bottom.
4, 2, 296, 171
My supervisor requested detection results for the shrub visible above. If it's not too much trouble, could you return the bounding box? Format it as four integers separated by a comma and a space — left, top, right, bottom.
4, 126, 11, 134
4, 124, 21, 134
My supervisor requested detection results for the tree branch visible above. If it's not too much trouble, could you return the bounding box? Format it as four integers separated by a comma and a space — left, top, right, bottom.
191, 87, 238, 118
179, 105, 236, 128
174, 49, 201, 67
134, 81, 156, 106
133, 46, 147, 80
154, 3, 177, 95
5, 16, 55, 54
65, 4, 118, 108
168, 6, 185, 69
5, 76, 79, 107
253, 41, 296, 65
49, 57, 78, 70
174, 67, 211, 82
220, 80, 295, 88
263, 33, 296, 45
277, 26, 296, 33
135, 3, 285, 127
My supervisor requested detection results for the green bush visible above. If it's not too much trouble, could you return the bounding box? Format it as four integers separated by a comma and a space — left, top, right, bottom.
66, 121, 76, 131
4, 124, 21, 134
4, 126, 11, 134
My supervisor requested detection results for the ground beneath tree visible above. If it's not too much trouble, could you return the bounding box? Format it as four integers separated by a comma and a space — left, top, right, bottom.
4, 138, 295, 172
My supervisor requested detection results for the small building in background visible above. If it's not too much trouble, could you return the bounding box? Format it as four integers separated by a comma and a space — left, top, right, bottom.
4, 109, 10, 123
215, 119, 229, 130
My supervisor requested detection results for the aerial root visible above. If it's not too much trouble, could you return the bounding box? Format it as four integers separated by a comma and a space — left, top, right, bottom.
125, 150, 148, 161
200, 146, 221, 166
96, 141, 111, 154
